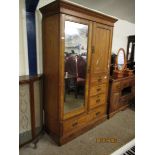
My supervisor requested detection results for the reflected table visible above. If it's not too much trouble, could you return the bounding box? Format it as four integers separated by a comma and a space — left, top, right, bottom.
64, 74, 77, 101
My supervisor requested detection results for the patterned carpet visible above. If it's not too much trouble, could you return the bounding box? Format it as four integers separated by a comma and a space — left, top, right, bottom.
20, 108, 135, 155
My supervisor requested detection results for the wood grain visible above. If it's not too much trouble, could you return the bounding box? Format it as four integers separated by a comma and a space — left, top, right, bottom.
40, 0, 117, 145
108, 76, 135, 118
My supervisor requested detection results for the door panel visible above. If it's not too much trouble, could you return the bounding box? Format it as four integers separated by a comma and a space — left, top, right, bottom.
90, 23, 111, 75
88, 23, 112, 111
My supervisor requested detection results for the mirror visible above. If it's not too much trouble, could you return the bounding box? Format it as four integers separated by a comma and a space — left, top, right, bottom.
127, 35, 135, 64
113, 48, 133, 78
64, 21, 88, 114
116, 48, 126, 71
128, 42, 132, 61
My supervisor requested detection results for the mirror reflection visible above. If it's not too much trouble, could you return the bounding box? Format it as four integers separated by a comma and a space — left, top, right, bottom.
64, 21, 88, 114
117, 50, 125, 70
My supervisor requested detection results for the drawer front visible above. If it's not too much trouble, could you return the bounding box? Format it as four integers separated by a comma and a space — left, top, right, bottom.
90, 84, 107, 96
63, 115, 87, 134
89, 93, 106, 109
130, 79, 135, 86
90, 74, 108, 86
94, 107, 106, 119
119, 96, 129, 107
110, 92, 120, 112
112, 82, 121, 92
132, 86, 135, 97
87, 106, 107, 122
121, 80, 130, 88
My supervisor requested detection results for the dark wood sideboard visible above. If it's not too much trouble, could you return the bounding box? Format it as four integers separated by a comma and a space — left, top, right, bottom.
108, 75, 135, 118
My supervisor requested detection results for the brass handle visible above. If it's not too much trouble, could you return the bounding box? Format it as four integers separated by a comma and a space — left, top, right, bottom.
97, 88, 101, 92
92, 46, 95, 54
96, 112, 100, 116
98, 78, 102, 82
96, 99, 100, 103
116, 85, 121, 89
72, 122, 78, 127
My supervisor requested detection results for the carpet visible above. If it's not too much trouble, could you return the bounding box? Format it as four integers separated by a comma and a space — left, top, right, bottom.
20, 108, 135, 155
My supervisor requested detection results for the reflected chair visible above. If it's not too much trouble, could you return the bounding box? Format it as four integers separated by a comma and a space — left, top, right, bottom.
65, 55, 86, 98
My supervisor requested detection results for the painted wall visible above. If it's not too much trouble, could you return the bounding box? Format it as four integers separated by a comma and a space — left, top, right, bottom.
35, 10, 43, 74
19, 0, 135, 75
112, 19, 135, 54
19, 0, 29, 75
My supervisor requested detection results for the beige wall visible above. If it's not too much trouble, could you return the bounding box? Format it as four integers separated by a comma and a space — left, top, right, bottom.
112, 19, 135, 54
19, 0, 29, 76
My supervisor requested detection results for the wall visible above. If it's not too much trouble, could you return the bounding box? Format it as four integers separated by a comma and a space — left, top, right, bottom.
35, 10, 43, 74
19, 0, 29, 75
112, 19, 135, 54
19, 0, 135, 75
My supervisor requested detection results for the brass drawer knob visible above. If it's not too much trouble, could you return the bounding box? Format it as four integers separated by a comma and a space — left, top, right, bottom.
96, 99, 100, 103
72, 122, 78, 127
96, 111, 100, 116
98, 78, 102, 82
97, 88, 101, 92
116, 85, 120, 89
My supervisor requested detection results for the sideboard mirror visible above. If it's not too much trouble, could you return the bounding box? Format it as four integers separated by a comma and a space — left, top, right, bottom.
126, 35, 135, 71
116, 48, 126, 71
113, 48, 133, 78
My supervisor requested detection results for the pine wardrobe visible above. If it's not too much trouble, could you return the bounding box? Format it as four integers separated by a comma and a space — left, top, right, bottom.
40, 0, 117, 145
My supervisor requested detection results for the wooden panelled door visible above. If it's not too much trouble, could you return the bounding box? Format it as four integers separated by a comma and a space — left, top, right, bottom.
89, 22, 112, 108
90, 22, 112, 77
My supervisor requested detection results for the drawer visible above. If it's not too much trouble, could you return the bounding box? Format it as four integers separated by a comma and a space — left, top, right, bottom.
87, 106, 107, 122
110, 92, 120, 112
90, 84, 107, 96
112, 82, 121, 92
63, 115, 87, 134
130, 79, 135, 86
132, 86, 135, 96
121, 80, 130, 88
90, 74, 108, 86
94, 106, 106, 119
119, 96, 129, 106
89, 93, 106, 109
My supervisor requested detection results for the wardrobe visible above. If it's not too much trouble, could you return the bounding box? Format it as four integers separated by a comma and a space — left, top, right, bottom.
40, 0, 117, 145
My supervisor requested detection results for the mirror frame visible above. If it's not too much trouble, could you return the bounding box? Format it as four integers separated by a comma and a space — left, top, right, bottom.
61, 15, 92, 120
115, 48, 126, 72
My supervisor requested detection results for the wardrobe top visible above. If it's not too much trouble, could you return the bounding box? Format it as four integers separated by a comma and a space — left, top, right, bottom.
40, 0, 118, 26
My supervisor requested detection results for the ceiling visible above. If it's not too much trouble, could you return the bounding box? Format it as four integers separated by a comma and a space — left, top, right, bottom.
68, 0, 135, 23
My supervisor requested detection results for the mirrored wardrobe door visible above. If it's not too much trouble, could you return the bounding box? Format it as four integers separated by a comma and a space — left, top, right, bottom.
63, 16, 91, 116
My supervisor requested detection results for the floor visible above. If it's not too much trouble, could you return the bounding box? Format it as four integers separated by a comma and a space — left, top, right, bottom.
20, 108, 135, 155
